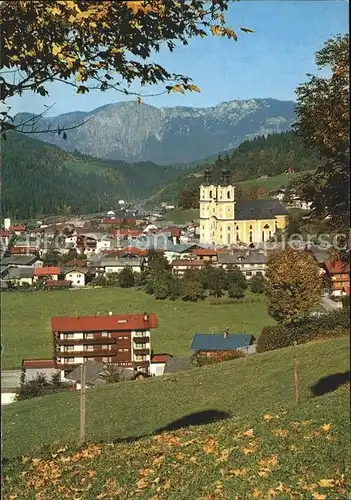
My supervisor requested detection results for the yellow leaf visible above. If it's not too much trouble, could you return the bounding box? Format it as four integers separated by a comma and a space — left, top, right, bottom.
320, 423, 332, 432
318, 479, 335, 488
242, 447, 254, 455
264, 414, 274, 420
170, 84, 185, 94
188, 84, 201, 93
243, 428, 254, 437
228, 468, 248, 477
202, 438, 218, 454
272, 429, 289, 438
312, 494, 327, 500
52, 44, 62, 56
259, 455, 278, 468
252, 488, 262, 498
48, 6, 61, 16
267, 488, 277, 497
137, 478, 149, 489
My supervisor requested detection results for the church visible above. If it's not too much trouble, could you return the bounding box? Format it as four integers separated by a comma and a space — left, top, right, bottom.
199, 168, 288, 246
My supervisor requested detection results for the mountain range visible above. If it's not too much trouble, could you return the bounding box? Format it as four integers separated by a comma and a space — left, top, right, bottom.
14, 98, 296, 164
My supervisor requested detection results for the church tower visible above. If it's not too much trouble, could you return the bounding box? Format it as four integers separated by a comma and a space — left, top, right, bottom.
199, 168, 236, 245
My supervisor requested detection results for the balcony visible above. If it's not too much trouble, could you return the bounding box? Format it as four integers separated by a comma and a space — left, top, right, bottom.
133, 337, 149, 344
134, 348, 150, 356
56, 338, 116, 345
57, 349, 117, 357
133, 361, 149, 368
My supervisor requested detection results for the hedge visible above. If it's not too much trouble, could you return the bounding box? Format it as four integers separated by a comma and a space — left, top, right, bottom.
257, 310, 349, 353
192, 349, 245, 366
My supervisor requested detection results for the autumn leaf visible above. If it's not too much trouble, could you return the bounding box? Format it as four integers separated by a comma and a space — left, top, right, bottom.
188, 84, 201, 93
137, 478, 149, 489
202, 438, 218, 454
252, 488, 262, 498
170, 84, 185, 94
312, 494, 327, 500
242, 447, 255, 455
320, 423, 332, 432
228, 468, 248, 477
243, 428, 254, 437
272, 429, 289, 438
267, 488, 277, 497
318, 479, 335, 488
259, 455, 278, 468
264, 414, 274, 421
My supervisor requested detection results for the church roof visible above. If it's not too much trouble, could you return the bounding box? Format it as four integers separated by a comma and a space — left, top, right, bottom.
235, 200, 288, 220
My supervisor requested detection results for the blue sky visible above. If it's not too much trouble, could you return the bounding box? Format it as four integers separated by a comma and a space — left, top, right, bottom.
6, 0, 348, 116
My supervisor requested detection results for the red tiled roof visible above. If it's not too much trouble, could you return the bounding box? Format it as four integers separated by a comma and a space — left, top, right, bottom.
124, 247, 148, 256
34, 266, 61, 276
65, 260, 88, 267
9, 224, 26, 231
51, 313, 159, 332
112, 229, 143, 237
151, 354, 171, 363
22, 359, 56, 369
0, 230, 10, 237
45, 280, 71, 287
10, 246, 39, 254
102, 218, 137, 225
324, 260, 350, 274
191, 248, 218, 257
171, 259, 206, 267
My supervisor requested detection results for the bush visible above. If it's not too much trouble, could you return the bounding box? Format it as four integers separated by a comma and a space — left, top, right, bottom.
228, 283, 245, 299
194, 349, 245, 366
257, 310, 349, 352
341, 295, 350, 310
250, 275, 265, 294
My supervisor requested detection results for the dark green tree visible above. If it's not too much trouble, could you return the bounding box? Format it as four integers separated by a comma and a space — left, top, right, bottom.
250, 275, 265, 294
42, 250, 60, 267
117, 267, 135, 288
181, 279, 204, 301
228, 283, 245, 300
224, 265, 247, 290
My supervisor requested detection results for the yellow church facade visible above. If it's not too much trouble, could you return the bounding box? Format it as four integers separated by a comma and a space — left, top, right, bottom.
199, 169, 288, 246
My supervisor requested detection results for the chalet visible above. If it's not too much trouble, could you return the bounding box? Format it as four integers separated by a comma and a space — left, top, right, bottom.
45, 280, 71, 290
77, 232, 111, 255
191, 248, 218, 261
101, 257, 145, 275
1, 254, 42, 268
10, 245, 40, 255
217, 250, 267, 279
171, 259, 207, 276
7, 266, 34, 286
9, 224, 27, 235
323, 259, 350, 297
51, 312, 158, 378
63, 268, 90, 287
34, 266, 61, 281
191, 333, 256, 354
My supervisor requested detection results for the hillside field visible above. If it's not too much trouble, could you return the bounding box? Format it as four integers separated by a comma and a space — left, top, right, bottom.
2, 289, 272, 369
2, 337, 349, 498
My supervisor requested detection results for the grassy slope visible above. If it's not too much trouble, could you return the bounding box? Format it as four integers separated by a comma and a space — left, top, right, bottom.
162, 208, 200, 223
2, 289, 271, 369
63, 160, 106, 175
2, 338, 349, 499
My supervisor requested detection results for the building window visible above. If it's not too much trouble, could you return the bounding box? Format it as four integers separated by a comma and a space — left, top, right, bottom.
67, 357, 75, 363
246, 271, 252, 276
64, 345, 75, 352
249, 225, 253, 230
227, 233, 231, 244
77, 274, 81, 278
85, 345, 94, 352
85, 333, 94, 339
249, 231, 253, 243
209, 190, 212, 198
65, 333, 74, 339
256, 271, 263, 276
262, 231, 265, 242
227, 190, 230, 199
101, 332, 108, 337
102, 357, 110, 362
77, 280, 80, 284
236, 232, 240, 242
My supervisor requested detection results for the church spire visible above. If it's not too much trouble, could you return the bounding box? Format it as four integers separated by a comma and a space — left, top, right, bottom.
203, 167, 213, 186
220, 168, 231, 186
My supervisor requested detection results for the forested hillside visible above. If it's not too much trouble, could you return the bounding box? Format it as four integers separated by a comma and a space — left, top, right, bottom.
1, 133, 181, 219
149, 131, 321, 207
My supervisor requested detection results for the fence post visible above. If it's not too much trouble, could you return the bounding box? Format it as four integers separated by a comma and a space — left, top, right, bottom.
79, 360, 87, 445
293, 341, 299, 404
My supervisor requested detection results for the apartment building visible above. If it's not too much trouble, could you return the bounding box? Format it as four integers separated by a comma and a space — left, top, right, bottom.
52, 312, 158, 378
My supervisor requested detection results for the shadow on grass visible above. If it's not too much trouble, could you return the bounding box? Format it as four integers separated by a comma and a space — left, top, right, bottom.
2, 409, 231, 465
311, 370, 350, 397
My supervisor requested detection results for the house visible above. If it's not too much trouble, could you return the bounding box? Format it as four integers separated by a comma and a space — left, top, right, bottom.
34, 266, 61, 281
7, 266, 34, 286
9, 224, 27, 236
0, 229, 11, 248
190, 333, 256, 354
10, 245, 40, 255
77, 232, 111, 255
21, 359, 58, 382
323, 259, 350, 296
217, 250, 268, 279
65, 360, 107, 388
191, 248, 218, 261
170, 259, 207, 276
63, 268, 90, 287
52, 312, 159, 378
150, 354, 172, 376
101, 257, 145, 275
1, 254, 42, 268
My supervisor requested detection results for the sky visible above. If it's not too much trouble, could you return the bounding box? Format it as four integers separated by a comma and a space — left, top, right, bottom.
5, 0, 349, 116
